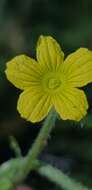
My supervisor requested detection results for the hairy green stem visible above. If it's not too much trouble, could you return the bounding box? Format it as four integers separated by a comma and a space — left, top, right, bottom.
25, 111, 57, 174
16, 111, 57, 182
38, 164, 90, 190
9, 136, 22, 157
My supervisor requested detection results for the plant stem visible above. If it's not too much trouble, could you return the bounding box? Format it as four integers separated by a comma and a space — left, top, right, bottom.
38, 164, 90, 190
16, 110, 57, 181
9, 136, 22, 157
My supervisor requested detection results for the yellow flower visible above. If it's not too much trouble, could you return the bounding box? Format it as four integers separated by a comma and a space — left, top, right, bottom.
5, 36, 92, 123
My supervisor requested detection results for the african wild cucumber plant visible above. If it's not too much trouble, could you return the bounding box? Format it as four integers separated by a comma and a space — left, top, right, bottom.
1, 35, 92, 189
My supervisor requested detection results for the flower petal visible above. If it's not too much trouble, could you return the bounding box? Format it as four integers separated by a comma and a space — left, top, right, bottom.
5, 55, 41, 90
36, 35, 64, 71
61, 48, 92, 87
17, 88, 52, 123
53, 87, 88, 121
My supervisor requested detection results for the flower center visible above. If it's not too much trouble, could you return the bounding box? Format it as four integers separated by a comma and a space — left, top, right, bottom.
48, 78, 61, 89
42, 72, 61, 92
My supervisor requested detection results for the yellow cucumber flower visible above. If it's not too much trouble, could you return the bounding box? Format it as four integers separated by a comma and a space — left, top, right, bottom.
5, 36, 92, 123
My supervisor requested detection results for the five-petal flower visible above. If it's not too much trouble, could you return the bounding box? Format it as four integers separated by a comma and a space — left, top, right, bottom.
5, 36, 92, 122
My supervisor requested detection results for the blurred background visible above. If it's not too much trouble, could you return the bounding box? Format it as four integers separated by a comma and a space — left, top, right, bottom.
0, 0, 92, 189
